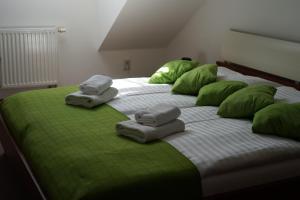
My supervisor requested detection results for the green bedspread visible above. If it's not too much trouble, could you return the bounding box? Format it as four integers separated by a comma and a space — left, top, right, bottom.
0, 86, 201, 200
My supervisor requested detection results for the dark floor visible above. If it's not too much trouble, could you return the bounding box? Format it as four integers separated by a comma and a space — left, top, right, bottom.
0, 146, 25, 200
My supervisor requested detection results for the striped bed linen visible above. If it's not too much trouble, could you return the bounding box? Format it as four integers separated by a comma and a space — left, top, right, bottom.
110, 92, 196, 115
108, 69, 300, 195
167, 118, 300, 177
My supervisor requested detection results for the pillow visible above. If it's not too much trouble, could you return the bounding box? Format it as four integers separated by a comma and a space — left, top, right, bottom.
274, 86, 300, 104
172, 64, 217, 95
218, 74, 281, 87
218, 85, 277, 118
217, 67, 243, 77
252, 103, 300, 141
149, 60, 199, 84
196, 80, 248, 106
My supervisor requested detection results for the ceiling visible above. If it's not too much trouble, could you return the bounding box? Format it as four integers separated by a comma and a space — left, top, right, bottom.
100, 0, 203, 50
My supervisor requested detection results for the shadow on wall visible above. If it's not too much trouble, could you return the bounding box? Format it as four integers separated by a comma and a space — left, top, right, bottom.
99, 48, 168, 78
99, 49, 208, 79
197, 52, 207, 63
166, 50, 207, 64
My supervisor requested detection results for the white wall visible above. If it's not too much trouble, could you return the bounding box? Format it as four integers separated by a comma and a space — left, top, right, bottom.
166, 0, 300, 64
0, 0, 167, 89
4, 0, 299, 93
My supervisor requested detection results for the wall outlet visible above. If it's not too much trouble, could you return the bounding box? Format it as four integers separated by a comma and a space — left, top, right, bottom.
124, 59, 131, 71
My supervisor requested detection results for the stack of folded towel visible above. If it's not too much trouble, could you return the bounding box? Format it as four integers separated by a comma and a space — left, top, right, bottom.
65, 75, 118, 108
116, 104, 185, 143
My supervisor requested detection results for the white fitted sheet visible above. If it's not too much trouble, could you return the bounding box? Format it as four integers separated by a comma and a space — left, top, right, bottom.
108, 69, 300, 196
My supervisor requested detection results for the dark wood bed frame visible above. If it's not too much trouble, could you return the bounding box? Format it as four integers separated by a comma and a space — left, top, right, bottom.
0, 61, 299, 200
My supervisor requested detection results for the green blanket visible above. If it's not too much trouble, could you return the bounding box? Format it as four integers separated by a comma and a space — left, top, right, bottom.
0, 86, 201, 200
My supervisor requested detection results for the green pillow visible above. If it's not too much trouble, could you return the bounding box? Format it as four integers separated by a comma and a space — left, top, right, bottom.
252, 103, 300, 141
196, 80, 248, 106
218, 85, 277, 118
172, 64, 217, 95
149, 60, 199, 84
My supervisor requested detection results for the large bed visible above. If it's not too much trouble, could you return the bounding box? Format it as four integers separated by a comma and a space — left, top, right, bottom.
1, 30, 300, 200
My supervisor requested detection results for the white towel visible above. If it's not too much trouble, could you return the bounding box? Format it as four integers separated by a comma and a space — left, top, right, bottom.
116, 119, 185, 143
134, 104, 181, 127
65, 87, 118, 108
80, 75, 113, 95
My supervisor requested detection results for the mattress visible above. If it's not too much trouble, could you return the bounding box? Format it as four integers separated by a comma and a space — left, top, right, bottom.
108, 68, 300, 196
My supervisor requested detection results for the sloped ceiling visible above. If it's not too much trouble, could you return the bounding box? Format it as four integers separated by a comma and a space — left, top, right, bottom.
100, 0, 203, 50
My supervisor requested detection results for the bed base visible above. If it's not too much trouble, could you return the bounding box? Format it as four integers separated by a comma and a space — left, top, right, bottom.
0, 61, 300, 200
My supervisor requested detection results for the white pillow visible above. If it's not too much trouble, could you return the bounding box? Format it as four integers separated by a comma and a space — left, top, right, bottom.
218, 74, 281, 87
275, 86, 300, 103
217, 67, 243, 76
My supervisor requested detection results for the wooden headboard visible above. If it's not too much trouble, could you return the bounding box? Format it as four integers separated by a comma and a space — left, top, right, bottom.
220, 30, 300, 89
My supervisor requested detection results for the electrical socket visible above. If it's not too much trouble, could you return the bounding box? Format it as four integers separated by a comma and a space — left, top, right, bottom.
124, 59, 131, 71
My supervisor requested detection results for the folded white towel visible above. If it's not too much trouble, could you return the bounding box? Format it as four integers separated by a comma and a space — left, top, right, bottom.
116, 119, 185, 143
134, 104, 181, 127
65, 87, 118, 108
80, 75, 113, 95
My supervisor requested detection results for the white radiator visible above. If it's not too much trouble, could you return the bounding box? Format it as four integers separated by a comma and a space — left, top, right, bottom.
0, 27, 58, 88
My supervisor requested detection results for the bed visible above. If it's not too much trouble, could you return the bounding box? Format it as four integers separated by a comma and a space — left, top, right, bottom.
1, 30, 300, 200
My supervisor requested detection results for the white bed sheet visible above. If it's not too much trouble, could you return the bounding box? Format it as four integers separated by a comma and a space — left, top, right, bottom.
108, 69, 300, 196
